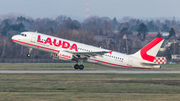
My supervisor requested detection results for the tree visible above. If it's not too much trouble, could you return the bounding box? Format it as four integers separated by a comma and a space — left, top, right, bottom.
83, 16, 103, 35
111, 17, 118, 30
120, 27, 128, 33
118, 22, 129, 32
120, 27, 132, 36
122, 16, 132, 22
137, 23, 148, 41
101, 21, 112, 36
164, 20, 171, 27
112, 17, 118, 25
156, 32, 162, 38
147, 21, 158, 32
164, 42, 179, 59
55, 15, 67, 26
1, 19, 11, 27
167, 28, 175, 39
162, 24, 169, 32
17, 16, 32, 23
70, 20, 81, 30
130, 19, 141, 31
1, 20, 10, 58
11, 23, 25, 32
64, 18, 80, 30
1, 21, 10, 36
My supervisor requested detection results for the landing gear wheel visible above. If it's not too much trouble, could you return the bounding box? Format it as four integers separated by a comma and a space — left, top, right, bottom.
27, 53, 31, 57
74, 64, 79, 70
78, 65, 84, 70
27, 48, 33, 57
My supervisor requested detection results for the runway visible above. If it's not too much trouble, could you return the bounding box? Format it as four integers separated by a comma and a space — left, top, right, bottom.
1, 70, 180, 74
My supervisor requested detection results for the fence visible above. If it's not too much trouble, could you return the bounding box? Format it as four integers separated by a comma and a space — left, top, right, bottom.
0, 59, 72, 63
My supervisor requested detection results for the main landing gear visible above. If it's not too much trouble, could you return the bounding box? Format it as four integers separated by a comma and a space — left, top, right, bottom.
74, 64, 84, 70
27, 48, 33, 57
74, 59, 84, 70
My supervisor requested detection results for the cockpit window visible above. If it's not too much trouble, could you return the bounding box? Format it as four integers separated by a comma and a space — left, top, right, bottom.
19, 33, 27, 37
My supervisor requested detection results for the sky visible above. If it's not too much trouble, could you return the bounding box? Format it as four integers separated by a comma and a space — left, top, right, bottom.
0, 0, 180, 21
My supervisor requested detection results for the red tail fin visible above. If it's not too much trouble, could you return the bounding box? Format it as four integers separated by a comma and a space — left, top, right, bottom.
132, 38, 164, 62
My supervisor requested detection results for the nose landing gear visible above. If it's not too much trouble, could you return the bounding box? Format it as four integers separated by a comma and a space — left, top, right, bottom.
27, 53, 31, 57
27, 48, 33, 57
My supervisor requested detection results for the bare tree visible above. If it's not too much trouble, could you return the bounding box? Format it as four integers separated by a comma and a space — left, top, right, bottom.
55, 15, 67, 26
101, 21, 113, 36
83, 16, 103, 35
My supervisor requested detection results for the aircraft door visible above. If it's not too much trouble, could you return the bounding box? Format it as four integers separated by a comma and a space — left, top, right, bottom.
127, 56, 133, 66
31, 33, 36, 43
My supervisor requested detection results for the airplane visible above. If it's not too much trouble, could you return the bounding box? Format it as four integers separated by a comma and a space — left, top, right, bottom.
12, 32, 164, 70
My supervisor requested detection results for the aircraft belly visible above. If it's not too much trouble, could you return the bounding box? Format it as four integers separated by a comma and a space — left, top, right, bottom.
90, 57, 127, 68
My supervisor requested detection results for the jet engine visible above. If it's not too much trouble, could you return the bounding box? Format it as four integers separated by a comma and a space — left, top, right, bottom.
51, 50, 73, 61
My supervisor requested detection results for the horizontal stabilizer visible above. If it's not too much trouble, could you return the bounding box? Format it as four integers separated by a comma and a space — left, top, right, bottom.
141, 62, 160, 66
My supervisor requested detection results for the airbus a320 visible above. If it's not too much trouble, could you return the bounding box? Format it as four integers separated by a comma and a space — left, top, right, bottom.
12, 32, 164, 70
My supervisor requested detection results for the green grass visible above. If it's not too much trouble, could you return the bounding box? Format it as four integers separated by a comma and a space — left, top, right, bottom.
0, 63, 180, 70
0, 63, 76, 70
161, 64, 180, 70
0, 73, 180, 101
0, 63, 180, 100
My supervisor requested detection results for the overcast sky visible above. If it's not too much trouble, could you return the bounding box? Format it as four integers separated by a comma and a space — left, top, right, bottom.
0, 0, 179, 20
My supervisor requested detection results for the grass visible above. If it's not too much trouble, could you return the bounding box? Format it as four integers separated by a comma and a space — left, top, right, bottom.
0, 63, 180, 100
0, 63, 180, 70
0, 73, 180, 101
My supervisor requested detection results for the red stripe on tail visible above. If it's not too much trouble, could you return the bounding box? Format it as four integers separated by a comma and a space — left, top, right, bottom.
140, 38, 163, 62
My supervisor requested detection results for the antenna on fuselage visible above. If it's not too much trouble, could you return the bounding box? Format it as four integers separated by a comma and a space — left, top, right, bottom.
35, 31, 37, 33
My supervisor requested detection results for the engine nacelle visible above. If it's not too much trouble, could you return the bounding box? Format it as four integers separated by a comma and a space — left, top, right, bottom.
51, 50, 73, 61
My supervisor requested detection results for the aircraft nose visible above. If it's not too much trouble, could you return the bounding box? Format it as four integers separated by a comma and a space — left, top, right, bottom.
12, 35, 18, 41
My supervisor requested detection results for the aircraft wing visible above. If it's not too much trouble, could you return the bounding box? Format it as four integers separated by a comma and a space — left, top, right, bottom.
65, 50, 112, 58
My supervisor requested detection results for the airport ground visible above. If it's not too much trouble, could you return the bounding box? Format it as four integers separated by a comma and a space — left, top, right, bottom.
0, 63, 180, 101
0, 63, 179, 70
